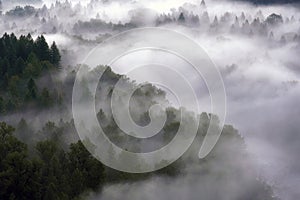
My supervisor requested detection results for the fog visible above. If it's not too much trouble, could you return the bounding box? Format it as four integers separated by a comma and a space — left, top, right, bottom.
1, 0, 300, 199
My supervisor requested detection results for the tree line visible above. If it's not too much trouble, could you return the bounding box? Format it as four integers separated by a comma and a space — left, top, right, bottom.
0, 122, 105, 200
0, 33, 61, 113
0, 118, 184, 200
0, 34, 278, 200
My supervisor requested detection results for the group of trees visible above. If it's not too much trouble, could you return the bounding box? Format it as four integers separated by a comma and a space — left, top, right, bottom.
157, 8, 290, 39
5, 5, 36, 17
0, 110, 277, 200
0, 122, 105, 200
0, 116, 187, 200
73, 19, 136, 34
0, 61, 279, 199
0, 33, 61, 113
0, 32, 279, 199
2, 0, 300, 46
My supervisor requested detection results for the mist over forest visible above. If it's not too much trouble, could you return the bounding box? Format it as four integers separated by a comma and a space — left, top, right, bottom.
0, 0, 299, 200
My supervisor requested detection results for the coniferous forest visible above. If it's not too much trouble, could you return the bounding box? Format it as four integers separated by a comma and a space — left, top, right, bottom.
0, 33, 278, 200
0, 33, 60, 112
0, 0, 300, 200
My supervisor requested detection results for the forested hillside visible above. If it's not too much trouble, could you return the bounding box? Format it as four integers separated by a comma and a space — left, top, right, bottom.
0, 33, 61, 113
0, 34, 279, 199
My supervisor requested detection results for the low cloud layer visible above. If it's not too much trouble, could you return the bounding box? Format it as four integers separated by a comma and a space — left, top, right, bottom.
0, 0, 300, 199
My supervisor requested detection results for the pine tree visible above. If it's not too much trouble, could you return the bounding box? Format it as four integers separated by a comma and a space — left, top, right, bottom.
26, 78, 38, 100
34, 35, 50, 61
15, 57, 25, 74
50, 42, 61, 66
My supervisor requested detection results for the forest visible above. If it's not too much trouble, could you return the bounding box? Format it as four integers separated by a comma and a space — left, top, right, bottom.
0, 33, 61, 113
0, 34, 278, 200
0, 0, 299, 199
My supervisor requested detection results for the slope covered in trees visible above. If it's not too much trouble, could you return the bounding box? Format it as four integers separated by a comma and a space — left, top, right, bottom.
0, 122, 105, 200
0, 56, 278, 200
0, 33, 61, 113
0, 113, 278, 200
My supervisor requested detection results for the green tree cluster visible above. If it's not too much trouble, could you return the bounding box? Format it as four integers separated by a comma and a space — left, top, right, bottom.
0, 122, 105, 200
0, 33, 61, 112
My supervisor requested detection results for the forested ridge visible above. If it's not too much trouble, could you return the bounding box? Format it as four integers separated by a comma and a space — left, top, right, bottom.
0, 35, 278, 200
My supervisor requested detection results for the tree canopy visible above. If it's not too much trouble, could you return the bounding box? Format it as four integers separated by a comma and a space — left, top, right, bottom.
0, 33, 61, 113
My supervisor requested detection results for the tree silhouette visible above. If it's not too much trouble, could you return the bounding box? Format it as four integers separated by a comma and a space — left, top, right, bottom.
50, 42, 61, 66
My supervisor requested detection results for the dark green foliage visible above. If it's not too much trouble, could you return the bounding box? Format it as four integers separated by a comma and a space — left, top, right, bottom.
0, 33, 61, 113
0, 97, 4, 112
68, 141, 105, 194
0, 47, 278, 200
0, 122, 31, 199
26, 78, 38, 100
0, 122, 106, 200
15, 57, 25, 75
34, 35, 50, 61
50, 42, 61, 66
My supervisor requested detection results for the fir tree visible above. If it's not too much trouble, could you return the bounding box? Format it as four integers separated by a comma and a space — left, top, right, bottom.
50, 42, 61, 66
26, 78, 38, 100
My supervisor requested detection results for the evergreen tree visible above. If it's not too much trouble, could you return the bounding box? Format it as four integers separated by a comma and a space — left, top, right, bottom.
50, 42, 61, 66
0, 122, 31, 200
8, 75, 20, 97
26, 78, 38, 100
15, 57, 25, 74
68, 141, 105, 193
34, 35, 50, 61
